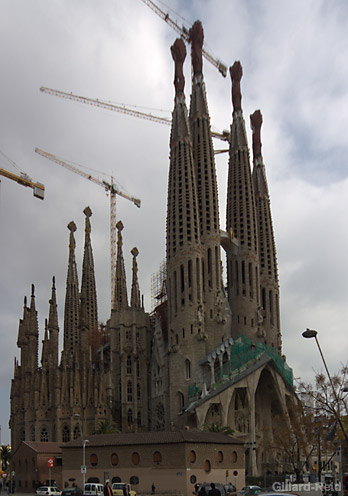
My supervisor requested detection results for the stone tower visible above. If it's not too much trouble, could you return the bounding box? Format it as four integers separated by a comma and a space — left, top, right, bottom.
166, 37, 206, 428
189, 20, 232, 351
63, 221, 79, 364
251, 110, 281, 351
108, 221, 151, 432
226, 62, 261, 341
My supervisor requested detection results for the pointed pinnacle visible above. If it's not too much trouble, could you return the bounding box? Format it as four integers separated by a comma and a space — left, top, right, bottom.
230, 61, 243, 112
171, 38, 186, 95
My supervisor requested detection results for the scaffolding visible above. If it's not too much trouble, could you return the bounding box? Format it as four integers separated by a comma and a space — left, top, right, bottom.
151, 259, 167, 312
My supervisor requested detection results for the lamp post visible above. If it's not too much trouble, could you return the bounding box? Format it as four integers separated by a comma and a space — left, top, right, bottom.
302, 328, 348, 494
82, 439, 89, 489
302, 329, 348, 446
74, 414, 89, 489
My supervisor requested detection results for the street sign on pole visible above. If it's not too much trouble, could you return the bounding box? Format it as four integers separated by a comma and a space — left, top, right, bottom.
1, 473, 7, 479
81, 466, 87, 474
47, 458, 54, 468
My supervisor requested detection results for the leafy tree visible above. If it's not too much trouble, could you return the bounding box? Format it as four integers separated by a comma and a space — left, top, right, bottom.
202, 423, 234, 436
93, 419, 119, 435
262, 400, 335, 482
298, 364, 348, 449
1, 445, 11, 471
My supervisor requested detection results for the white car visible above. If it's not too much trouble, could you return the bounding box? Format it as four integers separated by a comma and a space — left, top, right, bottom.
36, 487, 62, 496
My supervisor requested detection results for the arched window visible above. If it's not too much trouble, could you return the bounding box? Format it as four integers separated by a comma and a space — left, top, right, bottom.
73, 425, 80, 439
176, 391, 184, 413
127, 381, 133, 402
217, 451, 223, 463
20, 429, 25, 441
62, 425, 70, 442
31, 425, 35, 441
127, 355, 132, 374
204, 459, 211, 473
127, 408, 133, 426
189, 450, 196, 463
185, 359, 191, 379
40, 428, 48, 442
136, 359, 140, 377
153, 451, 162, 464
137, 411, 141, 426
111, 453, 119, 466
90, 454, 98, 467
131, 452, 140, 466
137, 383, 141, 400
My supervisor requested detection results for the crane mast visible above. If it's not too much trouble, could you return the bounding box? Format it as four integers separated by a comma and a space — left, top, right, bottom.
40, 87, 230, 143
0, 150, 44, 199
35, 147, 141, 308
139, 0, 227, 78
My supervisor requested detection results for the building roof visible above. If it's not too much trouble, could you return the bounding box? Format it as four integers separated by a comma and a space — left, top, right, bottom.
22, 441, 63, 454
63, 430, 244, 449
12, 441, 63, 458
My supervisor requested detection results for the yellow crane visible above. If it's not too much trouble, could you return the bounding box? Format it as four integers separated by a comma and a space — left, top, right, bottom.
139, 0, 228, 78
0, 150, 44, 200
39, 86, 230, 146
35, 147, 140, 308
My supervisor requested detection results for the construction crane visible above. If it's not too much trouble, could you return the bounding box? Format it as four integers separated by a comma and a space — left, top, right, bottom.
35, 147, 141, 308
139, 0, 228, 78
40, 86, 230, 144
0, 150, 44, 200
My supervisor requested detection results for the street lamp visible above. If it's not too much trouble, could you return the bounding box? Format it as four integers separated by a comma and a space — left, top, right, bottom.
82, 439, 89, 489
302, 328, 348, 446
74, 414, 89, 489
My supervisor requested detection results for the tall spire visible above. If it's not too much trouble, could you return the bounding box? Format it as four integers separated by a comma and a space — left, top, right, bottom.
114, 221, 129, 310
130, 247, 141, 308
226, 61, 261, 341
28, 284, 39, 371
48, 276, 59, 332
80, 206, 98, 332
63, 221, 79, 363
251, 110, 281, 352
166, 37, 206, 428
189, 20, 228, 348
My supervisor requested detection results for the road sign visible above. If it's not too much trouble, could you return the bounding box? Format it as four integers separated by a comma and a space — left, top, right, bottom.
11, 472, 15, 477
2, 473, 7, 479
81, 466, 87, 474
233, 470, 238, 476
47, 458, 54, 468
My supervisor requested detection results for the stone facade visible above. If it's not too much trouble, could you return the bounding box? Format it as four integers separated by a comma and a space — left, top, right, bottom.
61, 431, 245, 494
10, 20, 296, 479
11, 441, 63, 492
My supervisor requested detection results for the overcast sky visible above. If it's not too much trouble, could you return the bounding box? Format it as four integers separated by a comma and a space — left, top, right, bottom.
1, 0, 348, 445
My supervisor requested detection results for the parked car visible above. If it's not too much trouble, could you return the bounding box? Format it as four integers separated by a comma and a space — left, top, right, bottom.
239, 487, 262, 496
111, 482, 136, 496
36, 487, 62, 496
84, 483, 104, 496
62, 487, 83, 496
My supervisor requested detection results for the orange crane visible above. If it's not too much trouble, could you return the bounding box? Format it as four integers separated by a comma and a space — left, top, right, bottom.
0, 150, 44, 200
35, 147, 140, 308
39, 86, 230, 146
139, 0, 228, 78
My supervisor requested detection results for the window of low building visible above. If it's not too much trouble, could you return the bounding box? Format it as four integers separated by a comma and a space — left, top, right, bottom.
131, 452, 140, 466
189, 450, 196, 463
153, 451, 162, 464
111, 453, 119, 466
130, 476, 139, 486
204, 459, 211, 473
232, 451, 238, 463
217, 450, 223, 463
90, 454, 98, 467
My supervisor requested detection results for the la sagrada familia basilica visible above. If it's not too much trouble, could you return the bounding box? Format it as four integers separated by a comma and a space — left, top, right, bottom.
10, 21, 296, 476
